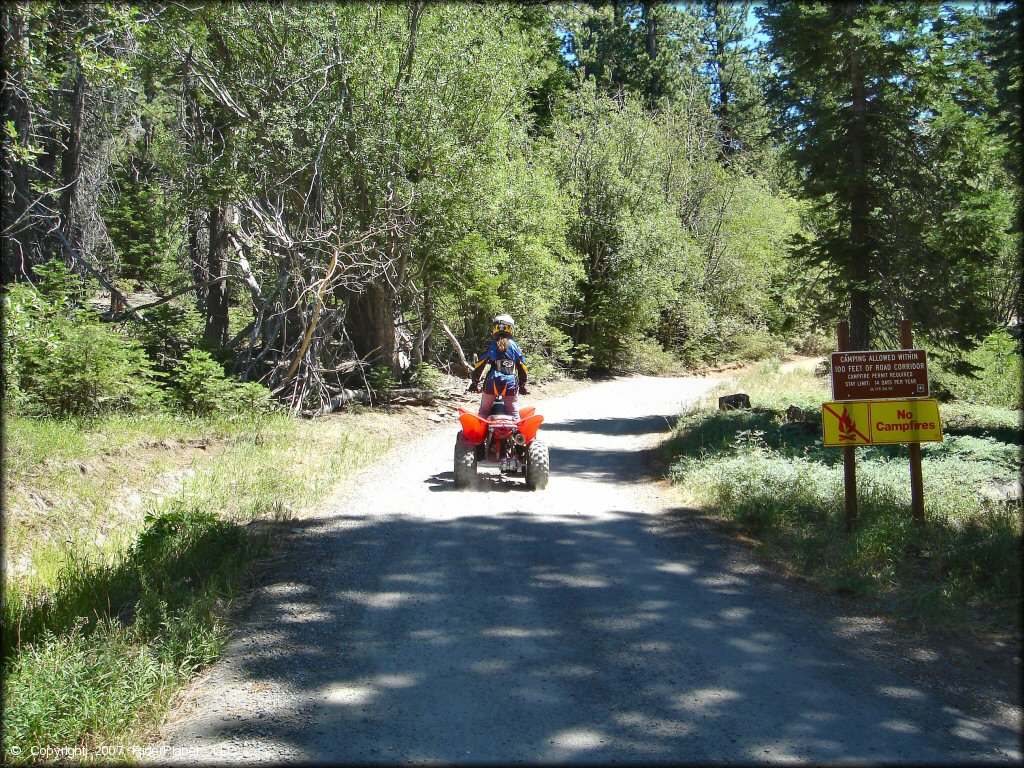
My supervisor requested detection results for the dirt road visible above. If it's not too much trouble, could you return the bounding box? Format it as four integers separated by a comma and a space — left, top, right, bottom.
157, 376, 1020, 763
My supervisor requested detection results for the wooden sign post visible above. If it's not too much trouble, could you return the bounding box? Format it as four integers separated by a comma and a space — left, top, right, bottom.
837, 322, 857, 532
899, 320, 926, 524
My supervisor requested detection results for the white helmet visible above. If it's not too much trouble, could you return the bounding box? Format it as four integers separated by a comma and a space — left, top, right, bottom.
491, 313, 515, 339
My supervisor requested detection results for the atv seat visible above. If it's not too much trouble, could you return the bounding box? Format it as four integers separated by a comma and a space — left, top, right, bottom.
485, 402, 536, 421
488, 401, 511, 417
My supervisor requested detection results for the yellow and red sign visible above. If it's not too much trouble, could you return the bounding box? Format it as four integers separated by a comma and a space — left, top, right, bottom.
869, 399, 942, 444
822, 399, 942, 447
822, 402, 871, 446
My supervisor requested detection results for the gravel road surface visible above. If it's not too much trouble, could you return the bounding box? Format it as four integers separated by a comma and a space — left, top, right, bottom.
156, 376, 1020, 764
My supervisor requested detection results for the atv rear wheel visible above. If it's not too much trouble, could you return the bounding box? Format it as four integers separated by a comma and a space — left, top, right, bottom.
525, 439, 549, 490
454, 433, 478, 489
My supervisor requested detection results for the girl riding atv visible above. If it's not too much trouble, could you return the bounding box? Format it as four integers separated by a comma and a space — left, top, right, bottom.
467, 313, 529, 421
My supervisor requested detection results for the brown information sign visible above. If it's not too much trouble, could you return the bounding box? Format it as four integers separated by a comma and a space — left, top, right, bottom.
831, 349, 929, 401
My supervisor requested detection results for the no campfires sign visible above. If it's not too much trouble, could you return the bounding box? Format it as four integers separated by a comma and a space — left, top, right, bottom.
831, 349, 928, 400
822, 399, 943, 447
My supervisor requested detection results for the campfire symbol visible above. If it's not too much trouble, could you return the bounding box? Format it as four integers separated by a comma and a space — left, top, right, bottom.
838, 407, 858, 441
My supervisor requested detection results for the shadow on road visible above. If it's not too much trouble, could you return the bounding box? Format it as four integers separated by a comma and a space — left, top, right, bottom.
542, 414, 680, 437
177, 507, 1016, 763
425, 471, 532, 493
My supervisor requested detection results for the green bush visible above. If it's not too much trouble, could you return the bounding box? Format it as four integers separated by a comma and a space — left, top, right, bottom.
791, 327, 833, 356
931, 330, 1022, 408
568, 342, 595, 375
234, 381, 276, 415
33, 259, 89, 305
170, 350, 236, 415
619, 336, 683, 375
171, 350, 275, 417
727, 324, 788, 364
367, 365, 398, 402
3, 270, 163, 418
46, 324, 164, 417
128, 302, 205, 371
407, 362, 443, 392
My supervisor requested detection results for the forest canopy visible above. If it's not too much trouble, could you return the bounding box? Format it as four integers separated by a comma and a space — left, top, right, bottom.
2, 1, 1019, 413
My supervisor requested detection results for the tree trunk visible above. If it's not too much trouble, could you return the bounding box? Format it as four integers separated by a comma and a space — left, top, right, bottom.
399, 1, 424, 89
847, 29, 872, 351
413, 284, 435, 365
180, 48, 210, 312
188, 209, 208, 311
204, 204, 230, 346
643, 3, 659, 101
59, 61, 86, 259
348, 282, 398, 374
1, 2, 36, 282
712, 2, 733, 156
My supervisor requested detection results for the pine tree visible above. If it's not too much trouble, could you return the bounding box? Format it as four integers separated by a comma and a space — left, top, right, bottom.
760, 1, 1010, 350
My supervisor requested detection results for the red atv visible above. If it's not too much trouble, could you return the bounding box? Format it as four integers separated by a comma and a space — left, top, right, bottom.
454, 403, 549, 489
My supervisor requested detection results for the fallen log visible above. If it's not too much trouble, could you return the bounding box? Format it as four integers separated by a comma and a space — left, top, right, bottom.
389, 387, 439, 405
300, 388, 370, 416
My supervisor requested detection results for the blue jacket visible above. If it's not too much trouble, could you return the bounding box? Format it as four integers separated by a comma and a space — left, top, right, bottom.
472, 339, 528, 396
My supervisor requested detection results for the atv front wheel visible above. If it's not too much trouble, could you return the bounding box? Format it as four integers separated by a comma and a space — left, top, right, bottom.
454, 433, 478, 489
525, 439, 549, 490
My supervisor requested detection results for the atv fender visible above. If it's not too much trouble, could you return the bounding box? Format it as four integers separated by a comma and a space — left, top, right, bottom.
517, 414, 544, 443
458, 408, 488, 444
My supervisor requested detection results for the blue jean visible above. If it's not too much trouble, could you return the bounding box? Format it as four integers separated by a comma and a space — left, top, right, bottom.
478, 392, 520, 421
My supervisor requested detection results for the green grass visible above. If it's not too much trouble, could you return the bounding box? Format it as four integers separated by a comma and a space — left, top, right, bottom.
4, 622, 176, 756
666, 360, 1023, 633
3, 411, 268, 486
2, 503, 267, 759
2, 410, 392, 762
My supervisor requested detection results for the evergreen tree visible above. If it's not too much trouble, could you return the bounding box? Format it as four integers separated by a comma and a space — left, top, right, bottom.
980, 1, 1022, 179
555, 1, 705, 108
760, 1, 1011, 350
